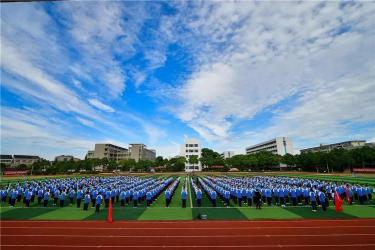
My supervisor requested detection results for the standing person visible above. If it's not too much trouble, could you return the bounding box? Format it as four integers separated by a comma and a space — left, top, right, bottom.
181, 188, 187, 208
76, 189, 83, 208
1, 189, 8, 203
319, 190, 326, 211
37, 188, 43, 205
211, 191, 217, 207
83, 192, 90, 211
196, 189, 202, 207
236, 189, 242, 207
9, 189, 17, 207
120, 190, 126, 207
254, 189, 262, 209
266, 188, 272, 206
25, 189, 32, 207
59, 190, 66, 207
310, 189, 317, 212
69, 189, 75, 205
133, 191, 139, 207
53, 189, 59, 206
95, 193, 103, 213
91, 189, 97, 208
105, 189, 111, 208
291, 188, 297, 206
225, 190, 231, 207
165, 190, 171, 207
43, 190, 50, 207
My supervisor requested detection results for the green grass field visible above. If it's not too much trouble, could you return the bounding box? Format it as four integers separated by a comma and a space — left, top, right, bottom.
1, 173, 374, 220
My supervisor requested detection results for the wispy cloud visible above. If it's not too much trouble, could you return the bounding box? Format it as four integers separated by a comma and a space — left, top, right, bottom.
88, 99, 115, 113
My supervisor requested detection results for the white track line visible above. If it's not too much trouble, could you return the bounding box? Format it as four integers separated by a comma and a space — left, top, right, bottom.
3, 234, 375, 238
2, 226, 375, 230
188, 176, 193, 208
2, 244, 375, 248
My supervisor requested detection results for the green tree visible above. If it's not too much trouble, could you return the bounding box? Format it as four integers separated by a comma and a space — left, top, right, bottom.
188, 155, 199, 171
166, 157, 185, 172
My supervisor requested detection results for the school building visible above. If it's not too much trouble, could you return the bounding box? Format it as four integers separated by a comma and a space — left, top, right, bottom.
85, 143, 156, 162
180, 138, 202, 172
246, 137, 294, 156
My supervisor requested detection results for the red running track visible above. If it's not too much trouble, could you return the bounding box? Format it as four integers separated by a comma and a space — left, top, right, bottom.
1, 219, 375, 250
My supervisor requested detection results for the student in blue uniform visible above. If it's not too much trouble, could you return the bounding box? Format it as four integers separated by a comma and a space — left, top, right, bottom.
165, 190, 171, 207
76, 189, 83, 208
196, 189, 202, 207
25, 189, 32, 207
43, 190, 50, 207
105, 189, 111, 208
95, 193, 103, 212
120, 190, 126, 206
181, 188, 187, 208
266, 188, 272, 206
291, 188, 297, 206
60, 190, 66, 207
83, 192, 90, 211
37, 189, 43, 205
1, 189, 7, 203
225, 190, 231, 207
211, 191, 217, 207
254, 189, 262, 209
318, 191, 326, 211
133, 191, 139, 207
69, 189, 75, 205
310, 189, 317, 212
53, 189, 59, 206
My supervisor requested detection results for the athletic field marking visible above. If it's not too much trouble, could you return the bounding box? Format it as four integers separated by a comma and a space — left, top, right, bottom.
2, 244, 375, 248
188, 176, 193, 208
2, 226, 375, 230
3, 234, 375, 238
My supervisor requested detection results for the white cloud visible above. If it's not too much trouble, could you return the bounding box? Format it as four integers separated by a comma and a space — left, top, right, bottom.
164, 1, 375, 144
88, 99, 115, 113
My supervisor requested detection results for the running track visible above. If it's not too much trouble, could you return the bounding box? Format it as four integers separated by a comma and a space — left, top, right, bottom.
1, 219, 375, 249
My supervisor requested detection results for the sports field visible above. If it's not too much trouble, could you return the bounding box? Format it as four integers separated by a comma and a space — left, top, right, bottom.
1, 173, 374, 221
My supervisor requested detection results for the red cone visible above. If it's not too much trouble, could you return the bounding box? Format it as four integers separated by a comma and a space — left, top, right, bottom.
107, 199, 113, 223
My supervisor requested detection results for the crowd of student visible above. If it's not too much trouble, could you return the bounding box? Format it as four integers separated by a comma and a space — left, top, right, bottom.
164, 177, 180, 207
1, 175, 373, 212
194, 176, 373, 211
1, 176, 176, 212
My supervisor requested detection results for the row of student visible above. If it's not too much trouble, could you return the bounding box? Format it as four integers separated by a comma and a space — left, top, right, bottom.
1, 176, 178, 211
196, 176, 372, 211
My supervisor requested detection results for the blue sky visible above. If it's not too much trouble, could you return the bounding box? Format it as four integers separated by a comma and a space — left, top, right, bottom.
1, 1, 374, 160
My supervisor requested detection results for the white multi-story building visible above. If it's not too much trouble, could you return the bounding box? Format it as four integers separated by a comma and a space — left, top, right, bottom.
180, 138, 202, 172
246, 137, 294, 156
221, 151, 235, 159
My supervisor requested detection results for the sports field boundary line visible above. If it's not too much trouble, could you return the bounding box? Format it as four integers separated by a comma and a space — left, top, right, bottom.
188, 176, 193, 208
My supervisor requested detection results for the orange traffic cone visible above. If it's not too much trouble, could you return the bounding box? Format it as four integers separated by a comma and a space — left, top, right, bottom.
107, 199, 113, 223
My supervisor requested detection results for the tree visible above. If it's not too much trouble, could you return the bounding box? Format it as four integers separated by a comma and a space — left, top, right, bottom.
0, 163, 6, 174
119, 159, 136, 171
166, 157, 185, 172
282, 153, 295, 166
188, 155, 199, 171
200, 148, 224, 167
